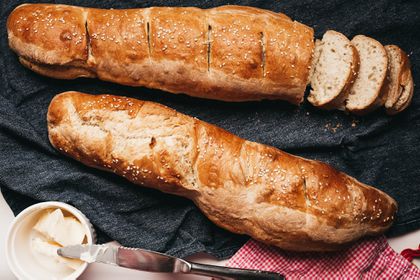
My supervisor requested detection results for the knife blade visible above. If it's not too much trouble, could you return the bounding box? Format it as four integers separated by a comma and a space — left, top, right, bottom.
58, 244, 190, 273
58, 244, 285, 279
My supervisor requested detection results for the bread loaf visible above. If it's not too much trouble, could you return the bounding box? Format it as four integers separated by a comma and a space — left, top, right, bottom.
47, 91, 397, 252
7, 4, 314, 104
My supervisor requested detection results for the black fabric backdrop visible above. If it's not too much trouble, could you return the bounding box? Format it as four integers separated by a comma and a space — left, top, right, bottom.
1, 0, 419, 259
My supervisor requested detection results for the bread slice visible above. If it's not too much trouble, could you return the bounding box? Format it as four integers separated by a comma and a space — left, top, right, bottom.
308, 30, 359, 110
382, 45, 414, 115
346, 35, 388, 114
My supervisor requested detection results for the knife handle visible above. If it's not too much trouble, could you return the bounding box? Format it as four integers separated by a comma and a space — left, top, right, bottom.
188, 262, 285, 280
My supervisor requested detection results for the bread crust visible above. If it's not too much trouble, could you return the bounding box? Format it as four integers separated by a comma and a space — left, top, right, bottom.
387, 69, 414, 114
47, 91, 397, 252
8, 4, 314, 104
19, 57, 96, 79
383, 45, 414, 115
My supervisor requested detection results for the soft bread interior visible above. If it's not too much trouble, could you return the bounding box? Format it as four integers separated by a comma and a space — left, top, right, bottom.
346, 35, 388, 113
308, 30, 356, 109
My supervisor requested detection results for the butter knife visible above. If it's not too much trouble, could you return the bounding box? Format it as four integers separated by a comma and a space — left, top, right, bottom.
58, 244, 284, 280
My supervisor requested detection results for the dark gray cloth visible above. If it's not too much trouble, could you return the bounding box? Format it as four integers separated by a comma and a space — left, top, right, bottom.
1, 0, 419, 259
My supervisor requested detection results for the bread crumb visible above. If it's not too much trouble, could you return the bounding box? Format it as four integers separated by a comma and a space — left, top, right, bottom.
324, 122, 342, 133
351, 119, 359, 128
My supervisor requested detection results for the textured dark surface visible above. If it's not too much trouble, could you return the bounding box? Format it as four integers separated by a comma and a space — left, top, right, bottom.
1, 0, 419, 259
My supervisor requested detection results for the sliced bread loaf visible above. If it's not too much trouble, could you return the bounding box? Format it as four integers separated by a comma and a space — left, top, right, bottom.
382, 45, 414, 115
308, 30, 359, 110
346, 35, 388, 114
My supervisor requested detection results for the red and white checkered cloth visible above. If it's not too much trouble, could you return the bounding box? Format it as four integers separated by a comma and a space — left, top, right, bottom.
226, 236, 420, 279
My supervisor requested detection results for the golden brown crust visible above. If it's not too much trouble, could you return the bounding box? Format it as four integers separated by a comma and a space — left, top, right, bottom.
262, 19, 314, 104
211, 5, 292, 21
47, 91, 397, 252
7, 4, 88, 65
86, 8, 150, 86
208, 8, 263, 80
8, 4, 314, 104
19, 57, 96, 80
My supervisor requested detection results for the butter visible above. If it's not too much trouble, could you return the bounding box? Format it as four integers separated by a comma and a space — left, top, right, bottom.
30, 208, 87, 272
33, 209, 86, 247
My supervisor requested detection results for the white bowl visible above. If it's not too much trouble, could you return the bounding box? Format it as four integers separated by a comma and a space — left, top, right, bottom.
5, 202, 96, 280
